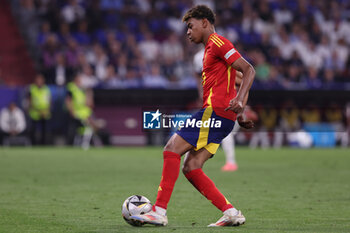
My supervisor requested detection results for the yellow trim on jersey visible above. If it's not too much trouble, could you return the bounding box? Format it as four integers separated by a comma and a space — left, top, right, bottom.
212, 35, 224, 46
227, 66, 231, 93
203, 51, 208, 67
207, 87, 213, 107
202, 72, 206, 86
195, 107, 213, 149
213, 35, 225, 45
211, 37, 223, 46
210, 38, 221, 47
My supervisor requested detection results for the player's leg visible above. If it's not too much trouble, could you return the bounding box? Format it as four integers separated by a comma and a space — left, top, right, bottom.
183, 148, 245, 227
130, 133, 193, 226
222, 131, 235, 163
164, 132, 195, 155
221, 131, 238, 171
152, 134, 193, 212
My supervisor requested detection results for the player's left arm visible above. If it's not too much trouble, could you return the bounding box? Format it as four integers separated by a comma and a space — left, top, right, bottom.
212, 36, 255, 113
225, 57, 255, 114
235, 71, 249, 106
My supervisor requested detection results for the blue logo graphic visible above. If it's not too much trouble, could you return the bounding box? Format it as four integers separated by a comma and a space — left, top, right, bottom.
143, 109, 162, 129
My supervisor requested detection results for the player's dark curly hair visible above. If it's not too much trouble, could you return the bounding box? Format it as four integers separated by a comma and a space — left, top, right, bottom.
182, 5, 215, 24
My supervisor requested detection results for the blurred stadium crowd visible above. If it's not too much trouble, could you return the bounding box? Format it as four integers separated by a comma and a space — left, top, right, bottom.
10, 0, 350, 90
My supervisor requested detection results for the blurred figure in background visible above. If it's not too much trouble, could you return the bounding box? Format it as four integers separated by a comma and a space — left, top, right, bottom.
79, 64, 98, 89
301, 103, 321, 124
274, 100, 301, 148
65, 74, 109, 147
142, 63, 169, 88
28, 74, 51, 145
66, 74, 93, 146
0, 102, 28, 145
221, 105, 257, 171
60, 0, 85, 29
250, 105, 277, 148
44, 53, 73, 86
325, 103, 348, 147
99, 64, 124, 88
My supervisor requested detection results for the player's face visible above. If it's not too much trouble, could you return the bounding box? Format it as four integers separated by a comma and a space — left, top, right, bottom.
186, 18, 204, 44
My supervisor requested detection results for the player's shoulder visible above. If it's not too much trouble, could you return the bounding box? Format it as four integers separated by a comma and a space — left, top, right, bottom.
208, 33, 232, 49
214, 33, 230, 42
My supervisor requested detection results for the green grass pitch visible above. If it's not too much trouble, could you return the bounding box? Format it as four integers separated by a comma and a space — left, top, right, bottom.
0, 147, 349, 233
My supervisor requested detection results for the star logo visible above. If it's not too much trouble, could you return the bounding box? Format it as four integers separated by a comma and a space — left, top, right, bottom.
143, 109, 162, 129
151, 109, 162, 122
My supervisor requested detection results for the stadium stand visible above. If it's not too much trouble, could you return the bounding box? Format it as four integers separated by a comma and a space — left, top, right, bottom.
0, 0, 36, 86
0, 0, 349, 89
1, 0, 349, 89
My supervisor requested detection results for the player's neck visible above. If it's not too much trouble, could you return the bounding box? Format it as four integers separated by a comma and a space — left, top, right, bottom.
203, 28, 216, 46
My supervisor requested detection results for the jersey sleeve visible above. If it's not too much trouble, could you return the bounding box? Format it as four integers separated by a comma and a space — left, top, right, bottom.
211, 35, 241, 65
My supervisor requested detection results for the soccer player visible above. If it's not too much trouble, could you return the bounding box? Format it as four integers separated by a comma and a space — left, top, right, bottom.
131, 5, 255, 227
194, 48, 255, 172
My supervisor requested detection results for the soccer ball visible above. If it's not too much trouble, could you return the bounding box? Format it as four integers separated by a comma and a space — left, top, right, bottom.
121, 195, 152, 226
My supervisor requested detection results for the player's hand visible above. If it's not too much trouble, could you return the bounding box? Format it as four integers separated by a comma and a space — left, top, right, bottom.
225, 98, 244, 113
237, 115, 254, 129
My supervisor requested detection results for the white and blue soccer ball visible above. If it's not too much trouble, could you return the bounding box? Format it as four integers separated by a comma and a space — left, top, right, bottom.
122, 195, 152, 226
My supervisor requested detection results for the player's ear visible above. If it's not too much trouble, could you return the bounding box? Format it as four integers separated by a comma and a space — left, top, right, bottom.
202, 18, 208, 28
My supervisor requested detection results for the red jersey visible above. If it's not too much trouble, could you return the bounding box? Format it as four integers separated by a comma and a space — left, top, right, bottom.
202, 33, 241, 120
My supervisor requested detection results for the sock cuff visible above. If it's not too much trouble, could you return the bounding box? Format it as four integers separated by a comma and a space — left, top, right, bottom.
221, 204, 234, 212
163, 151, 181, 161
184, 168, 203, 179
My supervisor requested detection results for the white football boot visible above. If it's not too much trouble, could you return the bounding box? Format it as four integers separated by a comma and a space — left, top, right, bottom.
207, 210, 245, 227
130, 210, 168, 226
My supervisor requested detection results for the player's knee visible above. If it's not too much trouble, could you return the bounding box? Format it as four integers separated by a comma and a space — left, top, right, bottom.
163, 134, 178, 152
163, 135, 190, 155
182, 164, 190, 174
182, 160, 201, 175
163, 141, 174, 152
